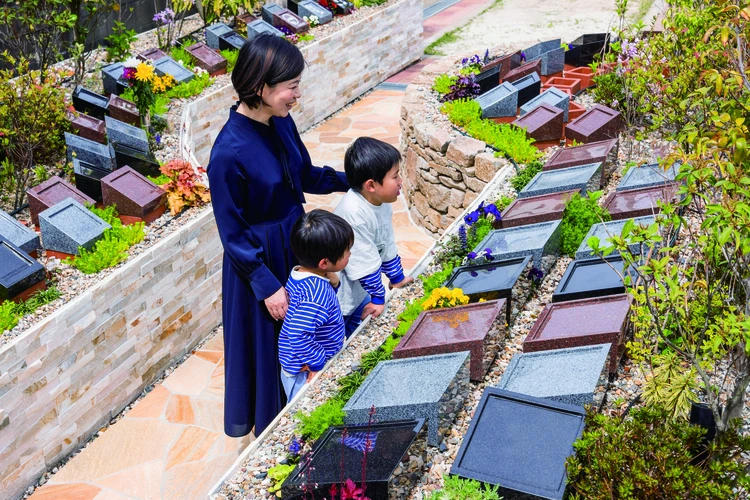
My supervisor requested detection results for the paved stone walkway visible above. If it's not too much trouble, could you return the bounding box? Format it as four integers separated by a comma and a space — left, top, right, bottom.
27, 0, 513, 493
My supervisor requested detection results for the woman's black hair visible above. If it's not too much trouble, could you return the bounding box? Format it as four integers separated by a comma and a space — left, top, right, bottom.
291, 210, 354, 269
344, 137, 402, 191
231, 34, 306, 109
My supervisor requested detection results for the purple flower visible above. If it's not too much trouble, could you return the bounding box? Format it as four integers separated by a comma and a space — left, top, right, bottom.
122, 66, 136, 80
520, 51, 526, 63
458, 225, 467, 249
483, 49, 489, 63
528, 267, 544, 283
461, 57, 468, 65
289, 437, 301, 455
155, 133, 161, 145
467, 251, 477, 260
484, 203, 502, 219
464, 211, 479, 225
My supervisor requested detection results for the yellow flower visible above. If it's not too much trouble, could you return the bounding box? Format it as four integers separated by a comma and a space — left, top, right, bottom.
162, 74, 176, 89
135, 62, 155, 82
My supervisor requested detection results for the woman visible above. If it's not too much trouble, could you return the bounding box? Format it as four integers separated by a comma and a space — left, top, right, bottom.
207, 34, 349, 438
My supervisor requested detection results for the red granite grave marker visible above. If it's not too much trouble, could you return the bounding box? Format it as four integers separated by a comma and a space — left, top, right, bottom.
602, 184, 678, 220
101, 166, 167, 225
499, 190, 577, 228
27, 176, 95, 227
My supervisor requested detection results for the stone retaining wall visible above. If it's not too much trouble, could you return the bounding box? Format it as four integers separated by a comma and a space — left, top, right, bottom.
0, 208, 223, 500
400, 58, 509, 236
181, 0, 423, 167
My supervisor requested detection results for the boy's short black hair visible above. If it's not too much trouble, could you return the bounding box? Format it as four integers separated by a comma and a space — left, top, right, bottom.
344, 137, 402, 191
291, 210, 354, 269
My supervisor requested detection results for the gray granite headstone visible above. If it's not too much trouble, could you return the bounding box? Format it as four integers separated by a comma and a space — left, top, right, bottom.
39, 198, 110, 255
519, 162, 602, 199
474, 220, 562, 268
65, 132, 116, 171
205, 23, 233, 49
0, 211, 40, 255
537, 47, 565, 75
104, 116, 149, 153
575, 215, 656, 259
521, 87, 570, 122
262, 3, 284, 24
247, 19, 284, 38
298, 0, 333, 24
497, 344, 611, 407
343, 352, 470, 446
524, 39, 561, 61
475, 82, 518, 119
153, 56, 195, 85
616, 162, 680, 191
101, 62, 128, 95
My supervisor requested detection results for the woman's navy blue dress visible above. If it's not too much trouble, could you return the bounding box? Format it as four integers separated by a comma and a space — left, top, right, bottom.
207, 106, 348, 437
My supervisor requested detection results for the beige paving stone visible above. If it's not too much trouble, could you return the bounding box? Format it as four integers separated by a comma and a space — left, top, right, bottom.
194, 350, 222, 364
95, 461, 163, 499
165, 395, 195, 425
162, 454, 237, 500
165, 426, 220, 470
161, 356, 215, 396
50, 419, 180, 482
32, 483, 102, 500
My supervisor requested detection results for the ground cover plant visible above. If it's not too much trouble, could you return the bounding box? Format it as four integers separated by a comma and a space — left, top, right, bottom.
0, 287, 62, 333
559, 191, 610, 256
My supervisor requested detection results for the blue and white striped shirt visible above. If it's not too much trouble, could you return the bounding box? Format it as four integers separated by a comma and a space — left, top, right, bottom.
279, 268, 345, 374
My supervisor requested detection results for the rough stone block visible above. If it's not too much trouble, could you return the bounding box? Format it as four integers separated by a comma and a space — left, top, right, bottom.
497, 343, 611, 407
101, 63, 128, 96
344, 352, 471, 446
297, 0, 333, 24
39, 198, 110, 256
474, 219, 562, 268
552, 255, 634, 303
603, 184, 678, 220
523, 294, 632, 374
566, 104, 625, 144
418, 176, 451, 212
72, 86, 109, 120
450, 388, 586, 500
64, 132, 116, 172
446, 135, 485, 168
105, 116, 149, 153
428, 129, 452, 153
616, 162, 680, 191
393, 300, 506, 381
27, 175, 96, 227
575, 215, 656, 259
520, 87, 570, 122
101, 166, 167, 222
68, 112, 106, 144
205, 23, 233, 49
513, 103, 564, 143
0, 211, 40, 256
474, 152, 503, 182
153, 56, 195, 85
519, 162, 601, 199
0, 236, 45, 302
476, 81, 518, 119
415, 122, 437, 148
499, 189, 578, 228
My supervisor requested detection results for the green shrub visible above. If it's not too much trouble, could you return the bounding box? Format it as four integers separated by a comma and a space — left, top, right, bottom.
359, 346, 392, 373
435, 216, 494, 269
67, 206, 145, 274
433, 74, 458, 96
509, 160, 543, 192
147, 174, 171, 185
422, 263, 454, 295
440, 98, 482, 128
337, 371, 365, 401
592, 70, 626, 113
0, 286, 62, 333
295, 398, 345, 441
559, 191, 610, 256
220, 49, 239, 73
121, 88, 170, 116
0, 301, 19, 333
566, 406, 750, 499
465, 120, 541, 164
164, 71, 213, 100
170, 45, 195, 68
494, 194, 515, 211
425, 475, 501, 500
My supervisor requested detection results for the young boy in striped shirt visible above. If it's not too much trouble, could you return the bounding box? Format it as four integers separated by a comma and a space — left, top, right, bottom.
279, 210, 354, 401
334, 137, 414, 337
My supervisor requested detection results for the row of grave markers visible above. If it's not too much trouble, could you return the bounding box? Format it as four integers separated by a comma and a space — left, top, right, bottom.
275, 38, 683, 498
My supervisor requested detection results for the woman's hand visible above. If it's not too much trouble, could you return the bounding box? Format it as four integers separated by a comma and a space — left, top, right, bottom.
264, 287, 289, 321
